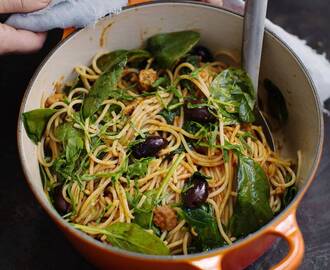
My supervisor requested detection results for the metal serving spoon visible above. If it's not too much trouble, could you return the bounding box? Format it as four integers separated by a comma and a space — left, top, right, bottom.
242, 0, 276, 151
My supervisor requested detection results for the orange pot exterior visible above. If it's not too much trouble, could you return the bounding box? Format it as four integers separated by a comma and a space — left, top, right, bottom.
23, 1, 321, 270
53, 204, 303, 270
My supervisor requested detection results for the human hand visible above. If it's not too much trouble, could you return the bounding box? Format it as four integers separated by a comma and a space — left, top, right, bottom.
0, 0, 51, 54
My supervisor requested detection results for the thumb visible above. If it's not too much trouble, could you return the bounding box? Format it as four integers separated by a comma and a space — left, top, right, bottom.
0, 23, 47, 54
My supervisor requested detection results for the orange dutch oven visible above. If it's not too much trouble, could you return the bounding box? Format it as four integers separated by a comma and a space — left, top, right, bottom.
17, 1, 324, 269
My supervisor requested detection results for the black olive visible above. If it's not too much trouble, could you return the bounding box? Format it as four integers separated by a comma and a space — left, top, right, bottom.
182, 172, 209, 208
131, 136, 168, 159
194, 145, 208, 155
192, 46, 214, 63
53, 186, 70, 215
184, 101, 217, 123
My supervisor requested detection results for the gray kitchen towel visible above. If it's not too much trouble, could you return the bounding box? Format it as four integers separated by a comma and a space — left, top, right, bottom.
6, 0, 128, 32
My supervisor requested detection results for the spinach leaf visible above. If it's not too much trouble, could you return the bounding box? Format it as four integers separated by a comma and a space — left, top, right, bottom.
128, 49, 151, 64
53, 123, 84, 181
22, 108, 57, 144
82, 58, 127, 119
146, 31, 200, 69
158, 97, 182, 124
97, 49, 151, 72
264, 79, 288, 125
80, 157, 128, 182
96, 50, 128, 72
74, 222, 169, 255
180, 204, 225, 252
182, 121, 204, 135
126, 158, 153, 180
183, 120, 217, 140
185, 54, 201, 67
230, 155, 273, 238
107, 88, 135, 101
55, 122, 84, 163
220, 140, 244, 153
152, 76, 170, 89
158, 108, 177, 124
40, 164, 53, 194
210, 68, 256, 124
131, 189, 159, 229
167, 85, 182, 99
180, 54, 200, 96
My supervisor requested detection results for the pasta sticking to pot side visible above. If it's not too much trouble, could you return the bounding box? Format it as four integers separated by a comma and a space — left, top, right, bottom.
23, 31, 299, 255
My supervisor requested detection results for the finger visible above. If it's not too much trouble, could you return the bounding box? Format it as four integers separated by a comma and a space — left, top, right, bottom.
0, 0, 51, 14
0, 23, 46, 54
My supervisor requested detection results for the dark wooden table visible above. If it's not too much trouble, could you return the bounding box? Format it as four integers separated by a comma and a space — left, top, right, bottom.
0, 0, 329, 269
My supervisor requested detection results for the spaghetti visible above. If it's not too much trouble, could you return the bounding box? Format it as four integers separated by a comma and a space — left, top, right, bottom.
25, 31, 298, 255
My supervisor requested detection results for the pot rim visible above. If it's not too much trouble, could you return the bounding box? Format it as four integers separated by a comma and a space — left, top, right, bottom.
17, 0, 324, 262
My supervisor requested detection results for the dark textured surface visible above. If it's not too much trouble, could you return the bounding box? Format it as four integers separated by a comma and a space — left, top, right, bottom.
0, 0, 329, 269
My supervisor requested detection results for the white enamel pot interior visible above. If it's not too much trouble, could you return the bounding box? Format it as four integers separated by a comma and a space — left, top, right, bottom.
17, 2, 323, 270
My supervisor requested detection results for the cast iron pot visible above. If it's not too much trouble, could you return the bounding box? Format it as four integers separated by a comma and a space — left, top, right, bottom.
17, 1, 324, 269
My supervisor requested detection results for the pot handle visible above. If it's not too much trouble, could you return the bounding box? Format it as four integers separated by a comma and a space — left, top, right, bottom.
61, 0, 150, 40
268, 211, 304, 270
187, 211, 304, 270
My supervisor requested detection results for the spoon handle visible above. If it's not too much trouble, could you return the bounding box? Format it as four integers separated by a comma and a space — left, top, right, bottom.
242, 0, 268, 91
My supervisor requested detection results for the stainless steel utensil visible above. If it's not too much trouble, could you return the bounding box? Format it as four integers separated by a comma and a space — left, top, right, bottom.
242, 0, 275, 151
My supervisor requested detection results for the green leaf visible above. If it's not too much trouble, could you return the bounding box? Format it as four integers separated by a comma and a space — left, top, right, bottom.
97, 49, 151, 72
74, 223, 169, 255
82, 58, 127, 119
156, 153, 185, 199
167, 85, 182, 99
96, 50, 128, 72
158, 97, 182, 124
108, 88, 136, 101
126, 158, 153, 180
180, 204, 225, 252
180, 55, 200, 96
39, 164, 54, 195
264, 79, 288, 125
128, 49, 151, 63
221, 140, 244, 153
230, 155, 273, 238
55, 122, 84, 163
182, 121, 204, 135
80, 157, 128, 182
22, 108, 57, 144
158, 109, 178, 124
146, 31, 200, 69
185, 54, 201, 67
53, 123, 84, 181
131, 189, 159, 229
152, 76, 170, 89
210, 68, 256, 124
